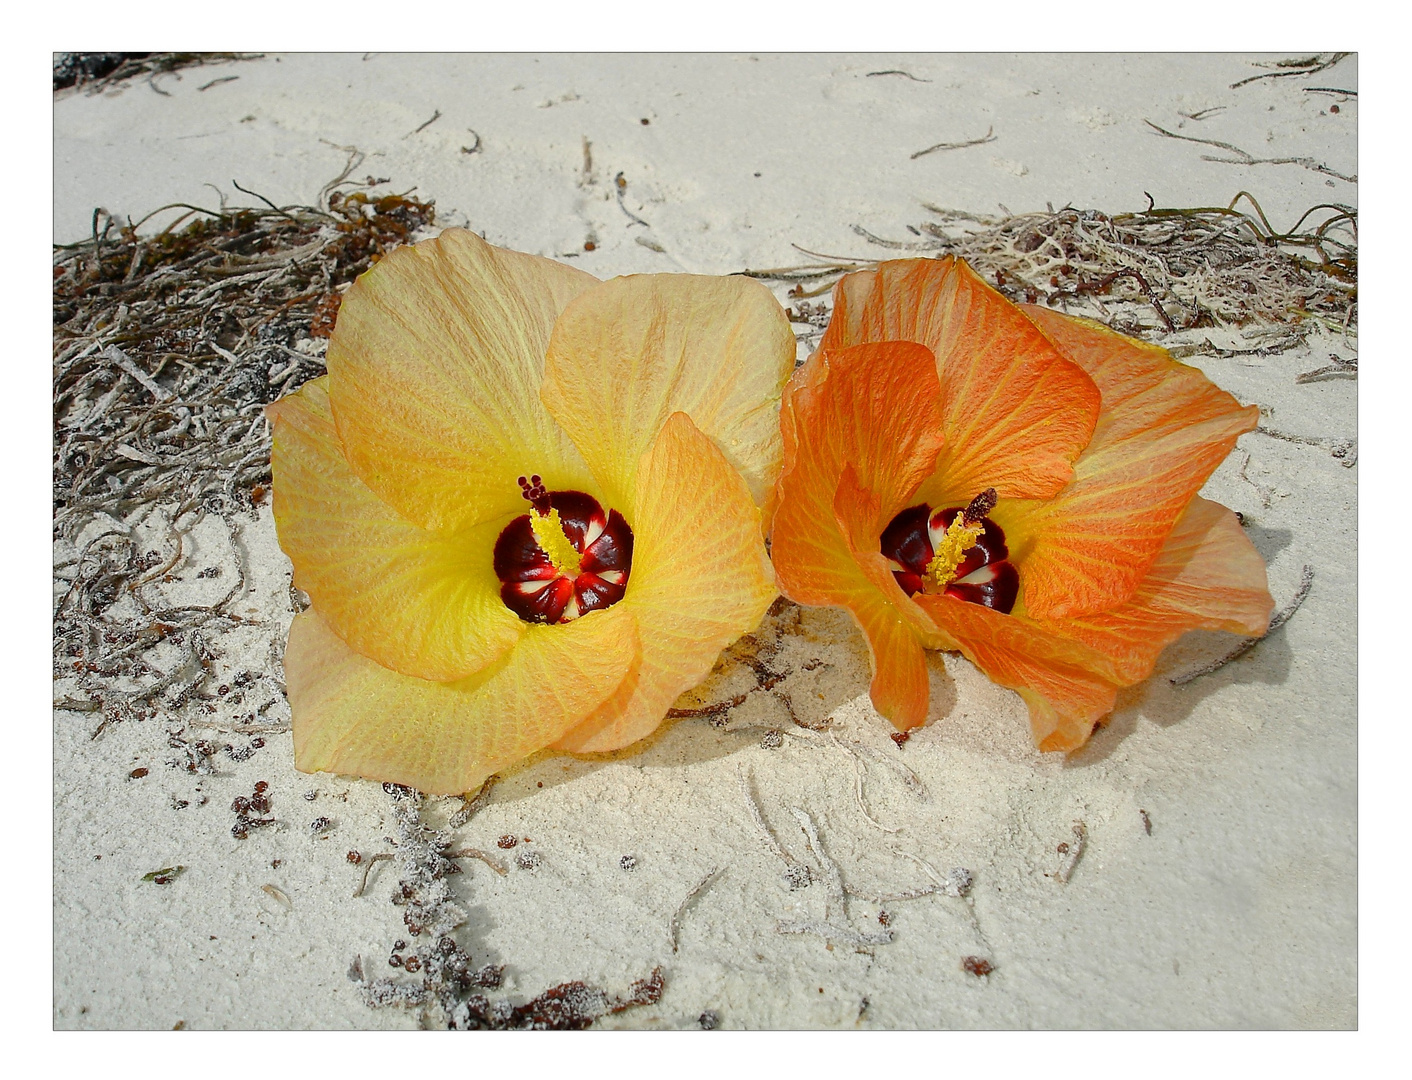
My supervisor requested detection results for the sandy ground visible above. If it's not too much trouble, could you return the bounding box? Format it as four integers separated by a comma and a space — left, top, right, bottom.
52, 53, 1357, 1029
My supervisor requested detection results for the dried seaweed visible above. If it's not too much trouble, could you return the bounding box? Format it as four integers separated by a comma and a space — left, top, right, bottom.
55, 52, 263, 95
746, 193, 1356, 348
53, 160, 436, 727
1144, 122, 1356, 185
358, 785, 665, 1029
1229, 53, 1350, 90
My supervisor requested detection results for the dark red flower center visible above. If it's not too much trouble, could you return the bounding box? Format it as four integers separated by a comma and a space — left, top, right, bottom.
493, 475, 633, 625
878, 488, 1018, 614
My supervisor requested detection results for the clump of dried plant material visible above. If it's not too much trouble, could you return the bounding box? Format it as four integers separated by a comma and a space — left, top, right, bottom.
53, 155, 436, 732
54, 52, 262, 94
960, 955, 994, 978
356, 785, 665, 1029
748, 192, 1355, 351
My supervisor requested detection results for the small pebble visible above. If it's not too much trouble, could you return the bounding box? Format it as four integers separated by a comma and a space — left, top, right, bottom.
760, 729, 783, 750
515, 849, 543, 871
619, 854, 638, 871
698, 1010, 719, 1030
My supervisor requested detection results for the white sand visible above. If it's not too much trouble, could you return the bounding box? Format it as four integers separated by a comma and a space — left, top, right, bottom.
53, 53, 1356, 1029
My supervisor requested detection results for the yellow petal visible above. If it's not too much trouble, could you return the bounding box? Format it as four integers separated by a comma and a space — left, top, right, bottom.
268, 377, 522, 682
326, 228, 602, 532
541, 274, 796, 514
287, 604, 639, 795
552, 411, 777, 753
1002, 306, 1261, 618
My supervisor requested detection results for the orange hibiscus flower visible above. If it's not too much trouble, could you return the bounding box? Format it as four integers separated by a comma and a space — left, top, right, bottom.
268, 229, 793, 793
770, 258, 1274, 752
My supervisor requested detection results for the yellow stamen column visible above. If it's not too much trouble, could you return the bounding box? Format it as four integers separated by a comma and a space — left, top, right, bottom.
923, 515, 986, 592
529, 508, 584, 578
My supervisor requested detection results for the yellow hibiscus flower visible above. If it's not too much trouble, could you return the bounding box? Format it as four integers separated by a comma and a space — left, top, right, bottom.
267, 229, 793, 794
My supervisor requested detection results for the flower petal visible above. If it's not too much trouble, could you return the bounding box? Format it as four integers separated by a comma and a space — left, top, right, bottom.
1040, 496, 1273, 682
833, 466, 936, 729
770, 340, 948, 729
541, 273, 796, 514
913, 591, 1123, 753
326, 229, 602, 532
818, 258, 1101, 503
1006, 306, 1260, 618
771, 340, 945, 606
287, 604, 639, 795
268, 376, 522, 682
915, 496, 1274, 752
552, 411, 777, 753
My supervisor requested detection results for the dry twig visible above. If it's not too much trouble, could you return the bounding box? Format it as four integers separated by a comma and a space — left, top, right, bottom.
1053, 822, 1088, 884
911, 126, 996, 160
1144, 121, 1356, 184
1230, 53, 1349, 89
669, 867, 723, 953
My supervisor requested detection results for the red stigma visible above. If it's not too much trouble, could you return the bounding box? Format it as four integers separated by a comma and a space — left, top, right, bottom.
517, 474, 553, 516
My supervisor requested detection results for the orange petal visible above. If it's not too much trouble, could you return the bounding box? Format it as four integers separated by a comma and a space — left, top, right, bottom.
553, 411, 778, 753
771, 340, 944, 607
770, 340, 946, 729
541, 273, 796, 514
268, 377, 522, 682
287, 604, 639, 795
833, 466, 936, 729
819, 259, 1101, 504
914, 591, 1123, 753
915, 496, 1274, 752
1041, 496, 1273, 683
326, 229, 602, 532
1007, 306, 1260, 618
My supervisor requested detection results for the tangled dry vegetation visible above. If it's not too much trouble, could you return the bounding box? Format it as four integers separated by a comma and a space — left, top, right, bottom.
53, 52, 262, 94
752, 192, 1356, 352
52, 158, 436, 723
